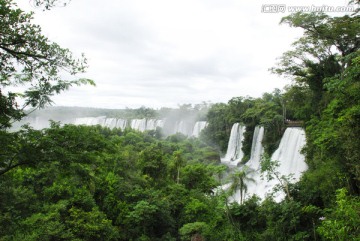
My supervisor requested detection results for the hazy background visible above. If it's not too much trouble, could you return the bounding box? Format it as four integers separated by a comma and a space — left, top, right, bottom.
16, 0, 353, 109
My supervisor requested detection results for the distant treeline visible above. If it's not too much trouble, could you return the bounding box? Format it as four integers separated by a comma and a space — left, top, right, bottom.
26, 103, 210, 121
1, 0, 359, 240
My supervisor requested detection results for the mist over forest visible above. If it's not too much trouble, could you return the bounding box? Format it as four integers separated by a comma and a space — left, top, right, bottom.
1, 0, 359, 240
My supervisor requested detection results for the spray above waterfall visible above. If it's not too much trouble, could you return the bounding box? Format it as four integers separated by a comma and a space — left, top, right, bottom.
12, 106, 210, 137
73, 117, 206, 137
16, 115, 208, 138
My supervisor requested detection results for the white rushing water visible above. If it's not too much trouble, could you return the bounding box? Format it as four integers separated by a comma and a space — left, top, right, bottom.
244, 127, 307, 202
74, 117, 206, 135
222, 127, 308, 203
74, 116, 106, 126
130, 119, 164, 131
104, 118, 117, 129
271, 128, 307, 181
13, 115, 208, 138
192, 121, 208, 137
130, 119, 147, 131
116, 119, 128, 129
172, 120, 193, 136
221, 123, 246, 167
246, 126, 265, 171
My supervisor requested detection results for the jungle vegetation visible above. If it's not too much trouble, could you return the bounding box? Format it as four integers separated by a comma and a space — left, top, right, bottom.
0, 0, 359, 240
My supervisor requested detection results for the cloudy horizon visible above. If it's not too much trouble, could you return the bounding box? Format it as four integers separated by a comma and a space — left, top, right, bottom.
16, 0, 353, 109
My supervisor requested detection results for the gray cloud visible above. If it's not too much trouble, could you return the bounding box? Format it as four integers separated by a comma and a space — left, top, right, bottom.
17, 0, 345, 109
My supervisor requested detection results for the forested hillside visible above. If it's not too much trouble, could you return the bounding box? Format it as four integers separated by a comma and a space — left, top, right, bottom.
1, 0, 359, 240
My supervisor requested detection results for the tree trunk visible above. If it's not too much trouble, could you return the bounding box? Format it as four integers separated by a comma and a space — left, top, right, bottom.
191, 233, 204, 241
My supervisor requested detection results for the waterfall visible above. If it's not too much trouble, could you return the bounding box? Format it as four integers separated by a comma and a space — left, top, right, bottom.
16, 116, 50, 130
73, 117, 194, 134
97, 116, 106, 126
74, 116, 106, 126
221, 123, 245, 166
243, 127, 307, 201
192, 121, 208, 137
73, 117, 88, 125
145, 119, 164, 131
116, 119, 128, 129
14, 115, 206, 138
104, 118, 117, 129
131, 119, 147, 131
271, 127, 307, 180
173, 120, 193, 136
130, 119, 164, 131
246, 126, 264, 171
146, 119, 157, 130
156, 120, 164, 129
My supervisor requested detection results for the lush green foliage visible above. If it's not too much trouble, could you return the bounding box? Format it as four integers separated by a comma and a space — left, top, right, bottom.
0, 124, 224, 240
203, 90, 285, 157
317, 189, 360, 240
273, 12, 360, 203
0, 0, 93, 130
1, 1, 359, 240
228, 167, 255, 205
202, 9, 360, 240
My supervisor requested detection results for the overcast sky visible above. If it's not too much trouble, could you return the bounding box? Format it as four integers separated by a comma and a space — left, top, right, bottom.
16, 0, 353, 109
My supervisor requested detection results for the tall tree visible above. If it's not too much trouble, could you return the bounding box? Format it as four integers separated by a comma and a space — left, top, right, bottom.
260, 155, 293, 201
228, 167, 255, 204
271, 6, 360, 198
271, 12, 359, 118
0, 0, 94, 130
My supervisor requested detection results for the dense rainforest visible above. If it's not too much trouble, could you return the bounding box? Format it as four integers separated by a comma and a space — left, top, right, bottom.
1, 0, 359, 240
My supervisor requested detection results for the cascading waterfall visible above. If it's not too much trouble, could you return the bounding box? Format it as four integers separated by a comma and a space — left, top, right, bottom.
104, 118, 117, 129
246, 126, 265, 171
116, 119, 128, 129
192, 121, 208, 137
131, 119, 164, 131
221, 123, 246, 166
242, 127, 307, 202
172, 120, 193, 136
74, 116, 106, 126
131, 119, 147, 131
146, 119, 164, 130
74, 117, 127, 129
160, 119, 208, 137
13, 115, 208, 138
73, 117, 88, 125
74, 117, 205, 135
271, 127, 307, 181
24, 116, 52, 129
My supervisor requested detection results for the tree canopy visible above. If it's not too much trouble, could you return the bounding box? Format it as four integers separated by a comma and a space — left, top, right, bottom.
0, 0, 94, 130
0, 1, 359, 240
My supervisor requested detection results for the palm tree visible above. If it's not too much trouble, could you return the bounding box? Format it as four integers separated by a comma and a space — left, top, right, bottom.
172, 150, 184, 184
228, 166, 255, 204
